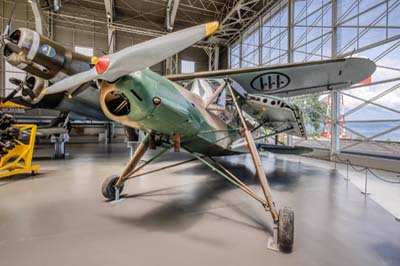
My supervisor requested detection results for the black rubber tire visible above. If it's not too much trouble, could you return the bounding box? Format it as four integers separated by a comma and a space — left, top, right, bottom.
102, 175, 124, 200
278, 207, 294, 250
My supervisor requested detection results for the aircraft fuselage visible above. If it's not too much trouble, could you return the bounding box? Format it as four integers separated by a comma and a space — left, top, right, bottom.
99, 69, 241, 155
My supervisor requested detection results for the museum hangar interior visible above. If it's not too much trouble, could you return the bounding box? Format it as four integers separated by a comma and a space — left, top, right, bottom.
0, 0, 399, 265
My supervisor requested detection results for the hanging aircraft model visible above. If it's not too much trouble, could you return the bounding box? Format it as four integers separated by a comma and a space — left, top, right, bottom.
1, 16, 375, 250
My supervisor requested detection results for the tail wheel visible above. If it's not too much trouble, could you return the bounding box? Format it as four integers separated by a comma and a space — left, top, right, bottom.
102, 175, 124, 200
278, 207, 294, 250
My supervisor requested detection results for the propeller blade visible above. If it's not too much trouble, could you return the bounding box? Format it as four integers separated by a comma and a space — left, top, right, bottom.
43, 21, 219, 95
4, 3, 16, 37
2, 88, 20, 104
42, 68, 98, 95
2, 77, 23, 103
70, 81, 95, 98
100, 22, 219, 81
0, 2, 17, 51
4, 42, 23, 54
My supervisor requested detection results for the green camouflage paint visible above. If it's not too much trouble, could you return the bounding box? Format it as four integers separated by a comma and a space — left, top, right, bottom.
101, 69, 242, 156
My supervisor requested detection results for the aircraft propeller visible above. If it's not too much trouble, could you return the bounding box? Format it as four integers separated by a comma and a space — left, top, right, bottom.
42, 21, 219, 95
0, 3, 17, 51
2, 77, 36, 104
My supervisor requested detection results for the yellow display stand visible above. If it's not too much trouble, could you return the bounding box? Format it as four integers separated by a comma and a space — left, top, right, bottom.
0, 124, 40, 178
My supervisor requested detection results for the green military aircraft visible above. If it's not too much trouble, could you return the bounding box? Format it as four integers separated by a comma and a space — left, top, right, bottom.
2, 20, 375, 251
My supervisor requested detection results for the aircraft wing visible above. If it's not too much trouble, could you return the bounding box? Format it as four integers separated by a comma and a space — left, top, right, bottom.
167, 58, 376, 97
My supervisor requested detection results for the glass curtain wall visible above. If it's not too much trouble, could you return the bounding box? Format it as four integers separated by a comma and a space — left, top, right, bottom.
229, 0, 400, 158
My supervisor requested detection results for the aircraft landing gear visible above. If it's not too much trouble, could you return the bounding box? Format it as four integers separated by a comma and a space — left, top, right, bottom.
195, 154, 294, 251
101, 134, 150, 201
102, 175, 124, 200
278, 207, 294, 250
101, 134, 175, 201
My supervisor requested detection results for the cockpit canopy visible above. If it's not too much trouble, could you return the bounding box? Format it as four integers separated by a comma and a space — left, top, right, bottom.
185, 78, 226, 108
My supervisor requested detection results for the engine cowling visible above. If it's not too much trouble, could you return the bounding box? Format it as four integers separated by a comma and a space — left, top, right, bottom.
22, 75, 48, 103
3, 28, 92, 81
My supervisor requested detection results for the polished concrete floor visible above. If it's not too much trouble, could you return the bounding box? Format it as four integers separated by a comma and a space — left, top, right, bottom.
0, 143, 399, 266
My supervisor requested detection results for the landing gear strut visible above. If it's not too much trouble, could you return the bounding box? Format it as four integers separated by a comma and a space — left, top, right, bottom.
101, 134, 172, 200
102, 134, 150, 200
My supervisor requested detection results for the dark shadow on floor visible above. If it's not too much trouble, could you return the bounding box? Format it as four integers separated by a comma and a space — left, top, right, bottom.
104, 153, 321, 236
371, 241, 400, 266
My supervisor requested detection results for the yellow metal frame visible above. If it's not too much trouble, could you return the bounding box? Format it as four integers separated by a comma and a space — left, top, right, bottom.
0, 124, 40, 178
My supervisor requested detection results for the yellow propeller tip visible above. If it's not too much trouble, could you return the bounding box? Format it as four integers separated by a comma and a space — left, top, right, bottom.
41, 88, 47, 95
91, 56, 99, 65
68, 94, 72, 99
205, 21, 219, 37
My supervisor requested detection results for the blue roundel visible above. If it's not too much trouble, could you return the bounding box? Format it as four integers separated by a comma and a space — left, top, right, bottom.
41, 44, 56, 57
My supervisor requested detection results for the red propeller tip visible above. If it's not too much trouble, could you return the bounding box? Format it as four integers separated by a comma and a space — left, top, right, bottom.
95, 55, 110, 74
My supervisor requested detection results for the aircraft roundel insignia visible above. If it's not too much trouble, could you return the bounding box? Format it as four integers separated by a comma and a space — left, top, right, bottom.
41, 44, 56, 58
250, 72, 290, 92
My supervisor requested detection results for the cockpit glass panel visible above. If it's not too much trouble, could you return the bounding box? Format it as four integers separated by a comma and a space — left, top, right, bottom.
188, 79, 226, 108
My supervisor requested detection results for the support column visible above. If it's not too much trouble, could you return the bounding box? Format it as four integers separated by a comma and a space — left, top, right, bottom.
286, 135, 293, 146
107, 28, 115, 54
207, 44, 220, 71
286, 0, 295, 145
51, 133, 70, 159
104, 0, 115, 54
239, 34, 243, 68
30, 0, 49, 36
330, 90, 340, 159
287, 0, 294, 63
105, 123, 113, 144
165, 0, 180, 32
330, 0, 340, 160
213, 45, 219, 70
165, 54, 178, 75
332, 0, 338, 58
330, 0, 339, 160
258, 16, 262, 66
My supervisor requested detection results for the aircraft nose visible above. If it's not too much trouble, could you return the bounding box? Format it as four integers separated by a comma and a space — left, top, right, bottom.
104, 90, 131, 117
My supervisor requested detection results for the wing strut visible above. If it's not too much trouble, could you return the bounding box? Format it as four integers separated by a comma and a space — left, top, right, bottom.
225, 78, 294, 251
230, 126, 294, 151
226, 79, 279, 221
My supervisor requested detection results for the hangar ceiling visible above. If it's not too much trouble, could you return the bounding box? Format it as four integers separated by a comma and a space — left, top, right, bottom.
38, 0, 282, 45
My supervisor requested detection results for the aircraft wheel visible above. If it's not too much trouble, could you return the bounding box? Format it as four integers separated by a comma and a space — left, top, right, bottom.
102, 175, 124, 200
278, 207, 294, 250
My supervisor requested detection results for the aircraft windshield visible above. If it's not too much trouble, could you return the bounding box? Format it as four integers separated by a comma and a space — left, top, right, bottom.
188, 79, 226, 108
